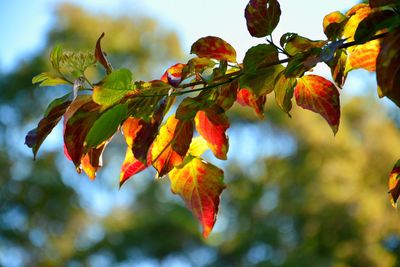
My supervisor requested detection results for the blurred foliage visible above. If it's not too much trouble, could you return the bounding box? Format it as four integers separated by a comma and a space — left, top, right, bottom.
1, 3, 400, 267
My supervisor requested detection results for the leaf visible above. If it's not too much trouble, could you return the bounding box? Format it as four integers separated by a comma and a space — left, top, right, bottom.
243, 44, 278, 74
175, 90, 217, 120
370, 0, 400, 8
346, 39, 380, 73
32, 72, 70, 87
64, 101, 101, 167
169, 157, 225, 237
245, 0, 281, 38
25, 93, 72, 159
283, 35, 327, 56
81, 144, 106, 180
284, 48, 323, 78
187, 136, 209, 157
274, 71, 297, 115
50, 44, 63, 72
388, 159, 400, 207
343, 4, 372, 41
354, 10, 399, 44
84, 104, 128, 151
119, 147, 149, 187
151, 116, 194, 177
190, 36, 237, 63
216, 79, 240, 111
323, 11, 348, 40
195, 106, 229, 160
376, 29, 400, 107
236, 88, 266, 118
240, 64, 284, 96
122, 117, 143, 147
93, 68, 133, 106
95, 32, 113, 74
132, 97, 168, 163
294, 75, 340, 134
161, 63, 186, 87
327, 49, 348, 88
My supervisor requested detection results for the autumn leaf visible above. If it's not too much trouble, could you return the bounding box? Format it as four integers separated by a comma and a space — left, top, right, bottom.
274, 71, 297, 115
190, 36, 237, 63
294, 75, 340, 134
161, 63, 186, 87
94, 32, 113, 74
346, 39, 380, 73
243, 44, 278, 74
328, 49, 348, 88
81, 144, 106, 180
216, 80, 240, 111
389, 159, 400, 207
369, 0, 400, 7
376, 29, 400, 107
64, 101, 101, 167
195, 106, 229, 160
282, 34, 327, 56
151, 116, 193, 177
245, 0, 281, 38
120, 147, 149, 187
175, 90, 217, 120
25, 93, 72, 159
323, 11, 348, 41
169, 157, 225, 237
236, 88, 266, 118
343, 4, 372, 41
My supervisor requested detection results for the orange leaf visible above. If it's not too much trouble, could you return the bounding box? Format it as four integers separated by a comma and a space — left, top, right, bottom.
190, 36, 237, 62
195, 107, 229, 160
151, 116, 193, 177
236, 88, 266, 118
389, 159, 400, 207
81, 144, 106, 180
119, 147, 148, 187
347, 40, 380, 72
169, 157, 225, 237
295, 75, 340, 134
323, 11, 348, 40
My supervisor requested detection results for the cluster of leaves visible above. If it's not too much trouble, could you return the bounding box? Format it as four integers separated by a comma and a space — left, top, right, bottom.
26, 0, 400, 237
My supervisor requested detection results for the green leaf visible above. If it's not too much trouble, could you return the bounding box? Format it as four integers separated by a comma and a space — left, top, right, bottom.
93, 68, 133, 106
32, 72, 70, 87
240, 65, 284, 96
50, 44, 63, 72
175, 90, 218, 120
245, 0, 281, 38
274, 71, 297, 115
84, 104, 128, 151
283, 34, 327, 56
243, 44, 278, 74
284, 48, 322, 78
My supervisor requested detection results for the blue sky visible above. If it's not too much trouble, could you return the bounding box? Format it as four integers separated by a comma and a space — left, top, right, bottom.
0, 0, 359, 73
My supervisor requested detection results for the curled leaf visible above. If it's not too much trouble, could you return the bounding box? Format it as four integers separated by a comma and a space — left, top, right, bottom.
95, 32, 113, 74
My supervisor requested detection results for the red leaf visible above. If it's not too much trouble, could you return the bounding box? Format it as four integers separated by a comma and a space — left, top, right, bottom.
169, 157, 225, 237
94, 33, 113, 74
191, 36, 237, 63
295, 75, 340, 134
236, 88, 266, 118
389, 159, 400, 207
217, 80, 240, 111
151, 116, 193, 177
195, 107, 229, 160
161, 63, 186, 87
120, 147, 149, 187
64, 101, 101, 167
245, 0, 281, 38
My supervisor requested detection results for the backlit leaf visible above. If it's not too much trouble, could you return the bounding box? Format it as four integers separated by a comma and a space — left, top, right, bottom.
216, 80, 240, 111
388, 159, 400, 207
295, 75, 340, 134
50, 44, 63, 72
343, 4, 372, 41
161, 63, 186, 87
25, 93, 72, 159
195, 106, 229, 160
175, 90, 217, 120
95, 32, 113, 74
169, 157, 225, 237
190, 36, 237, 63
376, 29, 400, 107
346, 39, 380, 73
245, 0, 281, 38
274, 71, 297, 115
323, 11, 348, 40
93, 68, 133, 106
236, 88, 266, 118
240, 64, 284, 96
370, 0, 400, 7
64, 101, 101, 167
188, 136, 209, 157
119, 147, 149, 187
243, 44, 278, 74
284, 48, 323, 78
32, 72, 70, 87
152, 116, 193, 177
84, 104, 128, 151
283, 34, 326, 56
328, 49, 348, 88
81, 144, 106, 180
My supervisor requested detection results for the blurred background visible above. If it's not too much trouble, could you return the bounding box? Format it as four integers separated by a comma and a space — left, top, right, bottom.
2, 0, 400, 266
